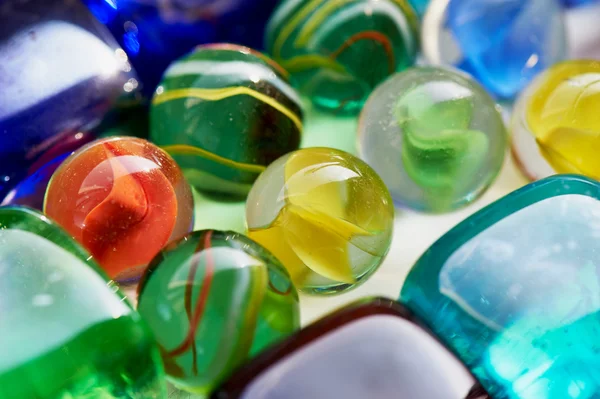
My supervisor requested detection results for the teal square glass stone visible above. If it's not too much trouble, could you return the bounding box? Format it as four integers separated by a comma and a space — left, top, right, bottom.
400, 175, 600, 399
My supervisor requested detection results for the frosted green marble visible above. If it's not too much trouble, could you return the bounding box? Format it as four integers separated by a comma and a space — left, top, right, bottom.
0, 206, 166, 399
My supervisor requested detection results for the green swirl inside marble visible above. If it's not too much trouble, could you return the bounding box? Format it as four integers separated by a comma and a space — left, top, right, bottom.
397, 86, 489, 210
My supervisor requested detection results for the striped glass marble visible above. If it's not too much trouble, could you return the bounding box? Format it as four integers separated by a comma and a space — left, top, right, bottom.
137, 230, 300, 396
150, 44, 303, 198
266, 0, 419, 114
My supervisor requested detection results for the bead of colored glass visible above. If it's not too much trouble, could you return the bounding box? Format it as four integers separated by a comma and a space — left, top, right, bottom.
213, 298, 488, 399
422, 0, 566, 99
246, 148, 394, 295
44, 137, 194, 282
137, 230, 300, 395
358, 67, 506, 212
266, 0, 420, 114
150, 44, 302, 198
0, 0, 137, 199
512, 60, 600, 181
83, 0, 282, 96
0, 206, 166, 399
401, 175, 600, 399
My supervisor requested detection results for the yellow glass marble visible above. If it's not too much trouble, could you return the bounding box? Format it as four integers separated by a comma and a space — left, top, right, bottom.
512, 60, 600, 181
246, 148, 394, 295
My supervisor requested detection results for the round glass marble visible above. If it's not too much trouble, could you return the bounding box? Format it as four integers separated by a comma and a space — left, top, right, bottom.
137, 230, 300, 395
44, 137, 194, 282
512, 60, 600, 181
265, 0, 419, 114
421, 0, 566, 99
357, 67, 507, 213
246, 148, 395, 295
150, 43, 303, 198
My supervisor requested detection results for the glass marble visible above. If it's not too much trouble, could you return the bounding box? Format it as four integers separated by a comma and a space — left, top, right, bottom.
44, 137, 194, 282
137, 230, 300, 395
0, 206, 166, 399
422, 0, 566, 99
265, 0, 420, 114
84, 0, 282, 96
150, 44, 303, 198
212, 297, 488, 399
512, 60, 600, 182
358, 67, 507, 213
0, 0, 138, 199
401, 175, 600, 399
246, 148, 394, 295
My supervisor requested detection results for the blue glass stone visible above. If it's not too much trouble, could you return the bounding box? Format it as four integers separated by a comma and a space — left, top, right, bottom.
83, 0, 282, 96
401, 175, 600, 399
0, 0, 137, 200
562, 0, 598, 6
422, 0, 566, 99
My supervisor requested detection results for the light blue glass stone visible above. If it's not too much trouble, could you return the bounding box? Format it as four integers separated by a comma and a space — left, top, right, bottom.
401, 175, 600, 399
446, 0, 566, 98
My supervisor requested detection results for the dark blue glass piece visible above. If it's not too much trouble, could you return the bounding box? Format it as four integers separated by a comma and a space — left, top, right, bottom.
83, 0, 282, 96
0, 0, 137, 199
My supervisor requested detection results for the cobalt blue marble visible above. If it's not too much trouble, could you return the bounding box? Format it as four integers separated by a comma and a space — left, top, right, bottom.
84, 0, 282, 96
401, 175, 600, 399
0, 0, 138, 200
422, 0, 566, 99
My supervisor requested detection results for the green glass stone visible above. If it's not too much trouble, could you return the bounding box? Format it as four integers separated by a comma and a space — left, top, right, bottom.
137, 230, 300, 396
358, 67, 507, 212
400, 175, 600, 398
0, 206, 167, 399
150, 43, 303, 198
266, 0, 419, 114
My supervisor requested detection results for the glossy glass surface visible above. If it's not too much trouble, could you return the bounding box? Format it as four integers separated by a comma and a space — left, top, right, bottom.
44, 137, 194, 281
0, 207, 166, 398
401, 175, 600, 399
512, 60, 600, 181
422, 0, 566, 99
358, 67, 506, 212
266, 0, 419, 114
150, 44, 303, 197
562, 0, 599, 6
0, 0, 137, 199
84, 0, 281, 96
246, 148, 394, 295
137, 230, 299, 395
213, 298, 486, 399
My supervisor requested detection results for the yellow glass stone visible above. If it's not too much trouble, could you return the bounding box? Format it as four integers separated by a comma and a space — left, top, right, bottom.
525, 60, 600, 178
246, 148, 394, 295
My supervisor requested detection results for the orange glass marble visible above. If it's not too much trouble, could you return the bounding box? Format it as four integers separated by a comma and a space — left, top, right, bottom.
44, 137, 194, 282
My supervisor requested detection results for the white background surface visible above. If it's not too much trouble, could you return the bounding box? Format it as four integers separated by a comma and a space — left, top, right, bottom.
299, 3, 600, 325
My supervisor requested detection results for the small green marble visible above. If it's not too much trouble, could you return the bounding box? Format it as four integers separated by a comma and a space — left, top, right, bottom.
150, 43, 303, 198
401, 175, 600, 399
137, 230, 300, 396
358, 67, 507, 212
0, 206, 166, 399
266, 0, 419, 114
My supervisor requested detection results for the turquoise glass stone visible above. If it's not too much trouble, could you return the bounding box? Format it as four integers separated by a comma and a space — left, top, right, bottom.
400, 175, 600, 399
